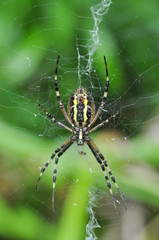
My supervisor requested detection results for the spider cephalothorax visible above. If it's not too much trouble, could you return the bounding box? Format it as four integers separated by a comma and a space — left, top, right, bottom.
36, 55, 127, 216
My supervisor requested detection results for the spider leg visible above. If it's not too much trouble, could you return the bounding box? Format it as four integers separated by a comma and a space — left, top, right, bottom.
89, 110, 120, 133
88, 56, 110, 128
98, 151, 127, 210
52, 139, 74, 212
87, 137, 127, 211
38, 103, 72, 133
35, 137, 73, 190
54, 55, 74, 127
86, 137, 119, 217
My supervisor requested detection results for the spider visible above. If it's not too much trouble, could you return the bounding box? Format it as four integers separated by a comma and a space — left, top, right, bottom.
36, 55, 127, 215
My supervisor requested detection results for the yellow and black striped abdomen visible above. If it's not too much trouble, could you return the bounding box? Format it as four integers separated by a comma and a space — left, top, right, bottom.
67, 87, 95, 127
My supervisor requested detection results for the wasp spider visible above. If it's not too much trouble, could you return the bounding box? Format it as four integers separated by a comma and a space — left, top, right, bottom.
36, 55, 127, 215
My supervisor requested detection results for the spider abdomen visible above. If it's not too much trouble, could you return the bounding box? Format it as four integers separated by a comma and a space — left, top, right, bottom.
76, 102, 84, 123
67, 87, 95, 127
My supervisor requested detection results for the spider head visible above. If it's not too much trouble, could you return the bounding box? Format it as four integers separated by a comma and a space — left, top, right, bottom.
73, 127, 84, 145
77, 139, 83, 145
77, 128, 84, 145
74, 127, 88, 146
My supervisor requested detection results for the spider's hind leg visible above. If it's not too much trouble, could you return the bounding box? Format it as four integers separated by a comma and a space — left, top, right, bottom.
54, 55, 73, 127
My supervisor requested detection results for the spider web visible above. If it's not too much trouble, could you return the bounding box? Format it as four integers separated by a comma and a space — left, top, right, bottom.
0, 0, 159, 239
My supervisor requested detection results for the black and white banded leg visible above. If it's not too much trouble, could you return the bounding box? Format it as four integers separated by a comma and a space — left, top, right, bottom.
38, 103, 72, 133
89, 110, 120, 133
52, 139, 74, 211
98, 151, 127, 210
88, 56, 110, 128
36, 138, 73, 190
54, 56, 74, 127
87, 138, 119, 217
87, 137, 127, 212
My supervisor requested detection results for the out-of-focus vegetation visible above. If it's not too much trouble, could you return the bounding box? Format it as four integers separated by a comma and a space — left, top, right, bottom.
0, 0, 159, 239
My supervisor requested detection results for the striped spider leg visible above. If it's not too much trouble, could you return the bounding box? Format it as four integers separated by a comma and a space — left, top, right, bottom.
38, 103, 72, 133
36, 136, 75, 211
52, 137, 74, 211
86, 137, 127, 216
88, 56, 110, 128
89, 110, 120, 133
54, 56, 74, 128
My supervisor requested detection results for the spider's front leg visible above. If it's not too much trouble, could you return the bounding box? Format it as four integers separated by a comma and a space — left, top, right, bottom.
86, 137, 127, 216
52, 138, 74, 211
97, 149, 127, 210
35, 137, 74, 190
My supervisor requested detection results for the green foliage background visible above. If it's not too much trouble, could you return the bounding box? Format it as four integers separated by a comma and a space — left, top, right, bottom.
0, 0, 159, 239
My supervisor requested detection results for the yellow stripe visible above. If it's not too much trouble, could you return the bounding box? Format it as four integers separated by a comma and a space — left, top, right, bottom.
83, 106, 88, 123
83, 98, 88, 123
73, 97, 77, 123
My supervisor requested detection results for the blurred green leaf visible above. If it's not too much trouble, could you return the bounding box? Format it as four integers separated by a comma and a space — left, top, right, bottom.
0, 198, 56, 240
